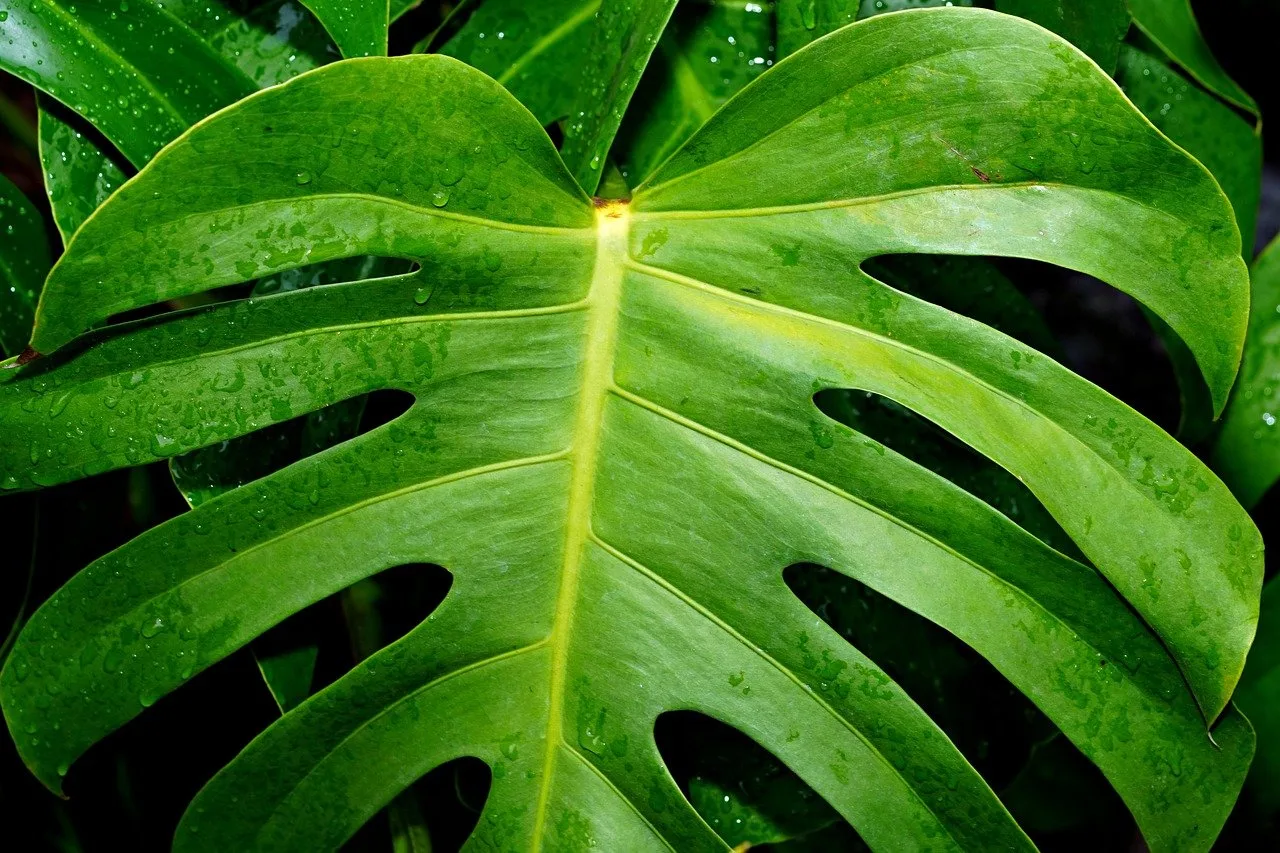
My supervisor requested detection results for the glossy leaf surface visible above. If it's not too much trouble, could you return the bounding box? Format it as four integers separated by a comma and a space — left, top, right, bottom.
37, 98, 131, 244
23, 0, 342, 239
439, 0, 602, 126
0, 10, 1260, 852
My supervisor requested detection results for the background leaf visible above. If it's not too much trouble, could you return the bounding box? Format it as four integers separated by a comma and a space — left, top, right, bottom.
299, 0, 390, 57
29, 1, 343, 242
993, 0, 1129, 73
1214, 237, 1280, 507
614, 0, 776, 187
776, 0, 970, 57
438, 0, 679, 194
1126, 0, 1259, 117
0, 173, 49, 357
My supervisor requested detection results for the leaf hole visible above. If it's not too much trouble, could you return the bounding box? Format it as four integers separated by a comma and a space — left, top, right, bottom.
653, 711, 864, 850
170, 389, 415, 507
812, 387, 1077, 556
342, 757, 491, 853
862, 254, 1183, 434
253, 562, 453, 713
103, 256, 417, 331
783, 563, 1047, 791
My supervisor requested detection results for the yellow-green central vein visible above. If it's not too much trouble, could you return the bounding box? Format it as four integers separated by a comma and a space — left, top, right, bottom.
530, 201, 630, 849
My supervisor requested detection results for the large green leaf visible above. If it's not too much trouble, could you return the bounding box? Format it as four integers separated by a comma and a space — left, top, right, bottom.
0, 175, 50, 358
0, 9, 1260, 851
1214, 237, 1280, 507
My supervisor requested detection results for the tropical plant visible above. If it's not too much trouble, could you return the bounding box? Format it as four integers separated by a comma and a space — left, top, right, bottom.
0, 2, 1268, 851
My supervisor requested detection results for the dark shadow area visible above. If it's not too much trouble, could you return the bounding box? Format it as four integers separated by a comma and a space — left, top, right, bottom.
10, 641, 282, 852
998, 257, 1182, 432
170, 388, 415, 506
255, 561, 453, 711
814, 387, 1079, 557
783, 563, 1133, 849
654, 710, 866, 850
342, 757, 491, 853
865, 252, 1182, 434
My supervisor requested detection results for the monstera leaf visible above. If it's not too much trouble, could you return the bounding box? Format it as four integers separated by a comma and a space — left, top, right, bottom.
0, 8, 1262, 852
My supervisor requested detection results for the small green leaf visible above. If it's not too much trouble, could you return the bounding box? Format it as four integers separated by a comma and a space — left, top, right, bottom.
994, 0, 1129, 73
1126, 0, 1258, 117
776, 0, 971, 57
37, 98, 131, 245
300, 0, 390, 57
0, 174, 49, 357
1214, 238, 1280, 508
615, 0, 777, 186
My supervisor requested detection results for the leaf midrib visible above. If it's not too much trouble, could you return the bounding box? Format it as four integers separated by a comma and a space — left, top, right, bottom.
530, 202, 629, 850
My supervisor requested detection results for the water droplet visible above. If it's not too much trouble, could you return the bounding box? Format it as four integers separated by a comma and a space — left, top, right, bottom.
102, 647, 126, 674
294, 170, 312, 186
